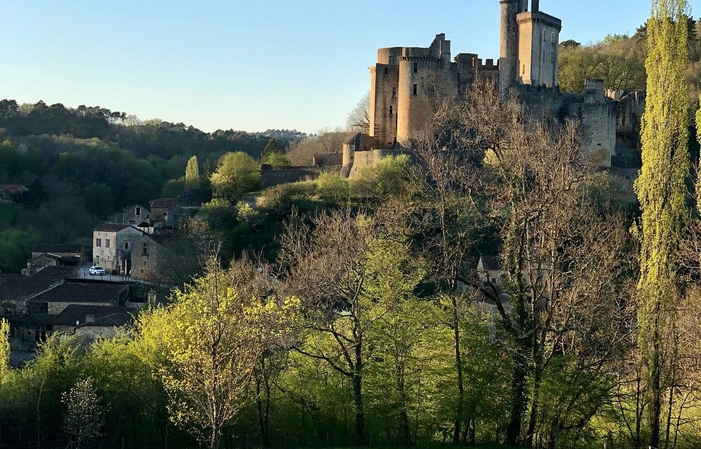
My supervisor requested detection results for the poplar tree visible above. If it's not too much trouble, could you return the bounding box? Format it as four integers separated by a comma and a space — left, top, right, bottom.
0, 319, 9, 384
185, 155, 200, 189
634, 1, 690, 448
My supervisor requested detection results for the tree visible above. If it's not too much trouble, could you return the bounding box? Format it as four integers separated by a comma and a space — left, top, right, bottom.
278, 208, 425, 445
137, 257, 265, 449
0, 319, 9, 385
61, 377, 107, 449
634, 2, 690, 448
209, 152, 261, 200
346, 91, 370, 133
83, 183, 115, 219
185, 155, 200, 189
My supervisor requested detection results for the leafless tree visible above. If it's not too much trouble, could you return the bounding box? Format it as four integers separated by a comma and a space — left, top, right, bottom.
346, 91, 370, 134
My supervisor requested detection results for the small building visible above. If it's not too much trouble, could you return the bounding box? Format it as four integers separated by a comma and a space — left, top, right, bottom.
23, 244, 86, 275
0, 184, 28, 204
92, 224, 145, 274
477, 255, 507, 287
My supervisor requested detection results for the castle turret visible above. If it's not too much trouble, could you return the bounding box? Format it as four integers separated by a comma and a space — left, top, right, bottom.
499, 0, 521, 91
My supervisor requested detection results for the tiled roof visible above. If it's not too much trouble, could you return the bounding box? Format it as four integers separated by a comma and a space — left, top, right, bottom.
26, 282, 128, 305
94, 223, 142, 233
0, 267, 77, 302
150, 198, 179, 209
35, 305, 132, 327
32, 244, 84, 254
480, 255, 502, 271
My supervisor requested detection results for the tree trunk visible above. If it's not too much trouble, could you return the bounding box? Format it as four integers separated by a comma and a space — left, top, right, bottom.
353, 343, 365, 446
506, 363, 527, 447
452, 296, 465, 444
397, 365, 411, 446
649, 326, 662, 449
256, 357, 272, 448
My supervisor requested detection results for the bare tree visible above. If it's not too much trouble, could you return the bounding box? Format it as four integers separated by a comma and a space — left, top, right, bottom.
346, 91, 370, 134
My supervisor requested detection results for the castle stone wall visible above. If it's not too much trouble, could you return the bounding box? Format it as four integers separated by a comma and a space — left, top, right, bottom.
517, 11, 561, 87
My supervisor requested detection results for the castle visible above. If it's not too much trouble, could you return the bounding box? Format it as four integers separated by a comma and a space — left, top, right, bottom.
339, 0, 645, 180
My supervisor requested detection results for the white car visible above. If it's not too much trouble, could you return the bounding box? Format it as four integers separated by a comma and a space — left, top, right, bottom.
89, 266, 106, 276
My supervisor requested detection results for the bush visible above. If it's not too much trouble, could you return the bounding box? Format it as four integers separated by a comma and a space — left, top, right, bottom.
316, 173, 349, 205
350, 154, 413, 199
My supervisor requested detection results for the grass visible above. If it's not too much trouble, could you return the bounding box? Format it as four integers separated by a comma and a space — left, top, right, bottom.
0, 203, 18, 230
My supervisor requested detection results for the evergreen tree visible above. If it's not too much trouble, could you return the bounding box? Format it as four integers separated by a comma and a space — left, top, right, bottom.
185, 155, 200, 189
634, 1, 690, 448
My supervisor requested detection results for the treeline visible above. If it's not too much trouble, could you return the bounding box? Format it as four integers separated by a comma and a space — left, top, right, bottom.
0, 100, 304, 273
558, 15, 701, 105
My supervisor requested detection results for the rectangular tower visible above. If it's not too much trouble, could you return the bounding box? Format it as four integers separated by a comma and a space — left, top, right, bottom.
516, 9, 561, 87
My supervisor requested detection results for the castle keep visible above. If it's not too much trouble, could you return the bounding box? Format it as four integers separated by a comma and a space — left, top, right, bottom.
340, 0, 644, 178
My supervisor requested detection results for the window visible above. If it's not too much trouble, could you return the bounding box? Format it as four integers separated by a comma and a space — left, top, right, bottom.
106, 239, 110, 248
142, 242, 148, 257
136, 207, 141, 216
413, 62, 418, 73
389, 106, 393, 116
124, 242, 129, 250
413, 84, 418, 95
96, 238, 101, 247
522, 64, 526, 75
391, 86, 397, 99
383, 66, 388, 75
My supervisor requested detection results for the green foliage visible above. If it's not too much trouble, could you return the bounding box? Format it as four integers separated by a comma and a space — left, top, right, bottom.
0, 227, 40, 273
210, 152, 261, 200
185, 155, 200, 189
350, 154, 413, 199
316, 173, 349, 204
635, 1, 691, 447
83, 182, 115, 218
162, 177, 185, 197
558, 38, 646, 92
136, 259, 267, 449
261, 150, 291, 168
0, 319, 9, 385
0, 204, 19, 230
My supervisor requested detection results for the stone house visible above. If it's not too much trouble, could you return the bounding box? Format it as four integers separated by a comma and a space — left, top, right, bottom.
92, 224, 145, 274
131, 234, 173, 283
26, 282, 129, 315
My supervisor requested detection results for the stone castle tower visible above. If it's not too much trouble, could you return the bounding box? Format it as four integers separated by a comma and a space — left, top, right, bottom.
499, 0, 561, 90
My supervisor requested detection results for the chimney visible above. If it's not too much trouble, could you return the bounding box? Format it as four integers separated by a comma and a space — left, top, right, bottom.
532, 0, 539, 12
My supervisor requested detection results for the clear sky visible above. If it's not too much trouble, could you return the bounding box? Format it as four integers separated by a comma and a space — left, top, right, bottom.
0, 1, 697, 134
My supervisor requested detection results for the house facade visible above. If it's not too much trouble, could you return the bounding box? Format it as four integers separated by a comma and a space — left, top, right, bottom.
92, 224, 144, 274
131, 234, 172, 283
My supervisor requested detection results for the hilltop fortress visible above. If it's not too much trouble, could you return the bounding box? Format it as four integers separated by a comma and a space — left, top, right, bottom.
338, 0, 645, 180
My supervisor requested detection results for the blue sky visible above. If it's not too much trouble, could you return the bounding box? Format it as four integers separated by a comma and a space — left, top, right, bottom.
0, 1, 696, 134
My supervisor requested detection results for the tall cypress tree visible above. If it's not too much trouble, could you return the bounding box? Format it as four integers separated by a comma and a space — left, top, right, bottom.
634, 1, 689, 448
185, 155, 200, 189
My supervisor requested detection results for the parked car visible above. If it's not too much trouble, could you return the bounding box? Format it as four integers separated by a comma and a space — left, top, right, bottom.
89, 266, 106, 276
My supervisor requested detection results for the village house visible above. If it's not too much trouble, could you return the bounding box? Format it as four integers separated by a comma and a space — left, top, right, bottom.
0, 184, 28, 204
92, 224, 144, 274
35, 305, 132, 341
477, 255, 507, 288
